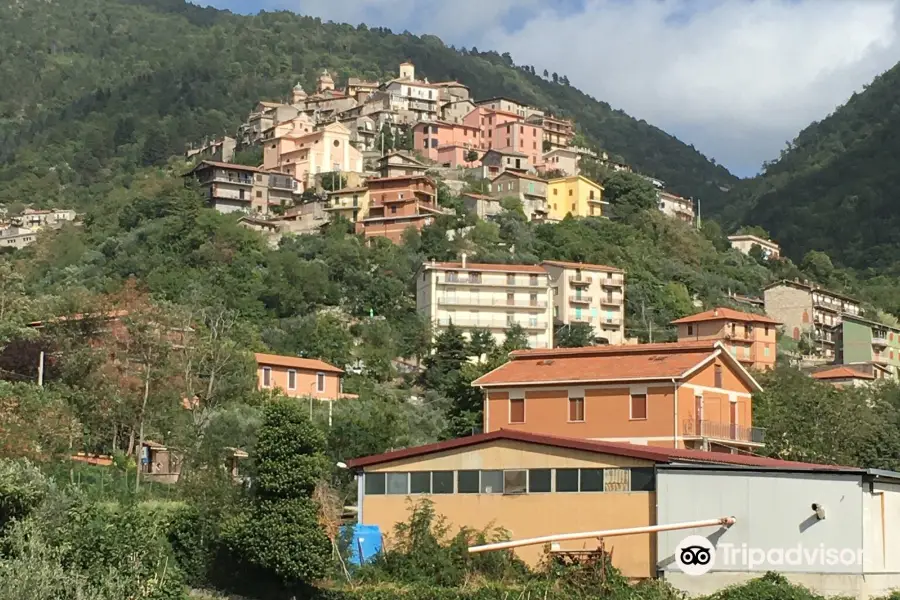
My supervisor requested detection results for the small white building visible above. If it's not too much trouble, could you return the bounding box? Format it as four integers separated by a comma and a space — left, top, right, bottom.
728, 234, 781, 260
657, 464, 900, 598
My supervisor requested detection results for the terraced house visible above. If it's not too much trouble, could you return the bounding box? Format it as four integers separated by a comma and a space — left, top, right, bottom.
472, 341, 765, 452
672, 307, 780, 371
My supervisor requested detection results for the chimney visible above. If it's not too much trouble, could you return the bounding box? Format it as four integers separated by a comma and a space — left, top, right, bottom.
461, 252, 467, 268
713, 308, 719, 317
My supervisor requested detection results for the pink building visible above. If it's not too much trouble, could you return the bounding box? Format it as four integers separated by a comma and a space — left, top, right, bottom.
461, 107, 543, 167
413, 121, 482, 168
463, 107, 520, 151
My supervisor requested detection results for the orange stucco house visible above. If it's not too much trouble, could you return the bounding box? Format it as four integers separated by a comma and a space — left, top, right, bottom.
672, 307, 781, 371
472, 340, 764, 452
254, 353, 353, 400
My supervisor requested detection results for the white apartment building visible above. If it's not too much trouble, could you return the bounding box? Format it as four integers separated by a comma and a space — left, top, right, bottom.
541, 260, 626, 345
416, 258, 554, 349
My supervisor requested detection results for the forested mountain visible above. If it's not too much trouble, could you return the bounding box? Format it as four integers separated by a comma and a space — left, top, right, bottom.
0, 0, 736, 209
717, 62, 900, 272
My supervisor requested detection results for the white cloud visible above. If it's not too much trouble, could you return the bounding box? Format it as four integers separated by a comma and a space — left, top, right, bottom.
272, 0, 900, 176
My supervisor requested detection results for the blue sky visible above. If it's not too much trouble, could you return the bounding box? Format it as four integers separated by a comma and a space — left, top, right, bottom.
200, 0, 900, 177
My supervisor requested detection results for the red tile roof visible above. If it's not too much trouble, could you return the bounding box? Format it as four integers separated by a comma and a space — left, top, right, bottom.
473, 341, 761, 391
491, 171, 546, 184
423, 261, 547, 274
254, 353, 343, 374
672, 307, 781, 326
812, 366, 875, 381
346, 429, 859, 472
188, 160, 266, 174
541, 260, 624, 274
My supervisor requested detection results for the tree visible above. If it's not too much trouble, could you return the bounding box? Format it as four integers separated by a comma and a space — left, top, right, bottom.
555, 322, 594, 348
552, 72, 559, 83
542, 140, 552, 153
800, 250, 835, 283
465, 149, 479, 163
467, 328, 497, 361
603, 171, 659, 214
140, 128, 171, 166
543, 69, 549, 78
378, 123, 395, 152
231, 146, 263, 167
502, 324, 529, 353
421, 324, 467, 391
222, 400, 331, 589
320, 171, 347, 192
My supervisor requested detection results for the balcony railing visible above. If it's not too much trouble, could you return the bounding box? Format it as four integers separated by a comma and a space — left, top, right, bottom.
682, 419, 766, 445
600, 278, 624, 288
569, 295, 591, 304
436, 317, 547, 330
569, 276, 592, 286
600, 297, 622, 306
437, 296, 547, 309
599, 317, 622, 327
872, 336, 888, 347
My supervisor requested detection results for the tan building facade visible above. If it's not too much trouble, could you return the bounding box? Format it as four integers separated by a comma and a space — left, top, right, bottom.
728, 234, 781, 259
489, 171, 549, 221
416, 259, 554, 349
472, 341, 765, 451
355, 175, 445, 243
672, 307, 780, 371
325, 186, 370, 223
541, 260, 626, 345
254, 352, 347, 401
264, 121, 364, 192
185, 161, 296, 216
764, 280, 861, 359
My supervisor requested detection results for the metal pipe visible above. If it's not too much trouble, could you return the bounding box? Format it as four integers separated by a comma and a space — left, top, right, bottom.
467, 516, 735, 554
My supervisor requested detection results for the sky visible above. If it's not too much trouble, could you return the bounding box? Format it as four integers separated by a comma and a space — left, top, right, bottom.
201, 0, 900, 177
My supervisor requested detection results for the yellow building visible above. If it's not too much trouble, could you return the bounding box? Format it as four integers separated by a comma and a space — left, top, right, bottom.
546, 175, 605, 220
324, 186, 371, 222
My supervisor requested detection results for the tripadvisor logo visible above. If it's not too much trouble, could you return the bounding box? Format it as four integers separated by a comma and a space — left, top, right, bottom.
675, 535, 715, 576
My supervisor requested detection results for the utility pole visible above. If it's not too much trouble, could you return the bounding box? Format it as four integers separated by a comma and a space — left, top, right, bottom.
696, 197, 701, 230
37, 351, 44, 387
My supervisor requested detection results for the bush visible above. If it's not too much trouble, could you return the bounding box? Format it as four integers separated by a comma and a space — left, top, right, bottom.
0, 458, 51, 533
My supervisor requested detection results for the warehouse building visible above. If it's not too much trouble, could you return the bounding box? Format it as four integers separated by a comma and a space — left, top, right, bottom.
347, 429, 900, 597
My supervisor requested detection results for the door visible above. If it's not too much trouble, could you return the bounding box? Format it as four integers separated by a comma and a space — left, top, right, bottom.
729, 402, 737, 440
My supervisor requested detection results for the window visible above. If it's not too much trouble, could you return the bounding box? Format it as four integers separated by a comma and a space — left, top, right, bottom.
262, 367, 272, 388
504, 470, 527, 494
553, 188, 558, 195
568, 189, 573, 196
481, 470, 503, 494
745, 324, 753, 337
317, 372, 326, 393
529, 469, 552, 492
580, 469, 604, 491
530, 293, 538, 306
520, 125, 524, 134
391, 205, 398, 214
765, 325, 770, 335
458, 470, 479, 493
287, 369, 297, 390
589, 190, 594, 200
744, 345, 751, 357
630, 394, 647, 420
569, 396, 585, 422
764, 345, 770, 357
410, 472, 431, 494
510, 398, 525, 423
255, 191, 263, 198
714, 365, 723, 388
386, 473, 408, 495
556, 469, 579, 492
507, 273, 516, 285
432, 471, 454, 494
630, 467, 656, 492
687, 325, 694, 336
365, 473, 386, 495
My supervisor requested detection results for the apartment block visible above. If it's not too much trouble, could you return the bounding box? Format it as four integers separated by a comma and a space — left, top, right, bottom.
355, 175, 445, 243
416, 258, 554, 349
474, 96, 542, 120
728, 234, 781, 259
763, 280, 861, 360
488, 171, 549, 221
834, 314, 900, 377
324, 186, 370, 223
546, 175, 606, 220
672, 307, 780, 371
185, 161, 296, 216
657, 191, 694, 224
541, 260, 626, 345
540, 115, 575, 151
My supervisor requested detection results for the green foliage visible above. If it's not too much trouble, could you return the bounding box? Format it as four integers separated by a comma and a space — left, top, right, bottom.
231, 146, 263, 167
0, 459, 51, 533
555, 322, 595, 347
602, 171, 659, 216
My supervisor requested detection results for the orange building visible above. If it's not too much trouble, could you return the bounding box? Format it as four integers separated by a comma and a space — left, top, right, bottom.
671, 307, 781, 371
355, 175, 446, 243
472, 341, 764, 452
254, 353, 349, 400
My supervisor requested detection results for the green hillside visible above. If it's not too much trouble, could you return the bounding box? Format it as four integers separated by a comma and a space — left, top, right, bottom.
717, 62, 900, 271
0, 0, 735, 208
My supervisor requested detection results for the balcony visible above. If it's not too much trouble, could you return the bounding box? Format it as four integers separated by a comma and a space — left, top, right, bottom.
682, 419, 766, 445
506, 278, 546, 289
569, 295, 591, 305
872, 335, 888, 347
600, 297, 622, 307
437, 296, 547, 309
600, 277, 624, 288
569, 275, 592, 286
210, 173, 253, 186
436, 317, 547, 330
600, 317, 622, 327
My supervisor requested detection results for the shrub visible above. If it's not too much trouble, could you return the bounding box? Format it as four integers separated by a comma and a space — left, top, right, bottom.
0, 458, 51, 534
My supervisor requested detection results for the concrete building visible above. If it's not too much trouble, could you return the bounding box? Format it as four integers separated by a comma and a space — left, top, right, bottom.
263, 120, 364, 192
18, 208, 77, 229
834, 314, 900, 376
185, 136, 236, 163
0, 226, 37, 250
657, 462, 900, 598
764, 280, 862, 360
546, 175, 606, 220
463, 106, 521, 151
657, 191, 694, 225
377, 152, 428, 178
490, 119, 543, 168
324, 186, 370, 223
355, 175, 445, 243
672, 307, 781, 371
185, 161, 296, 216
488, 171, 549, 221
237, 216, 283, 248
541, 147, 580, 177
728, 234, 781, 259
541, 260, 626, 345
416, 259, 554, 349
346, 430, 873, 592
461, 193, 501, 220
254, 352, 350, 401
473, 340, 764, 451
474, 96, 539, 120
540, 115, 575, 151
810, 365, 881, 388
413, 121, 482, 167
440, 99, 476, 124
